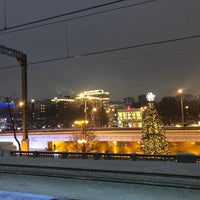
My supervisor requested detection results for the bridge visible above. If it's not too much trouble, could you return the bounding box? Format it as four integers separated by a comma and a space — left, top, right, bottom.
0, 128, 200, 150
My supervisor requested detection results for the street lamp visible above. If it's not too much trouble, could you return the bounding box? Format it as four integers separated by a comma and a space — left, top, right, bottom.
91, 107, 97, 127
75, 120, 88, 152
84, 100, 87, 122
19, 101, 24, 118
177, 89, 184, 127
19, 101, 24, 107
78, 138, 87, 152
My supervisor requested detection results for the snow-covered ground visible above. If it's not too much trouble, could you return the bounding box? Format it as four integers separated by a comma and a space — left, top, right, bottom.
0, 173, 199, 200
0, 190, 68, 200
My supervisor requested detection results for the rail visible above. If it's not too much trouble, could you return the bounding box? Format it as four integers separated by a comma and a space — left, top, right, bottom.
10, 151, 200, 163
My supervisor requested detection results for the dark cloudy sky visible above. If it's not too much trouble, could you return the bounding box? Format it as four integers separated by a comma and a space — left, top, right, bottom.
0, 0, 200, 101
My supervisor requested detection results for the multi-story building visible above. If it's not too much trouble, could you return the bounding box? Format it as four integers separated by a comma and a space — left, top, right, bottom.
28, 99, 52, 129
76, 89, 110, 110
28, 97, 76, 129
26, 90, 110, 129
117, 108, 142, 128
50, 97, 76, 128
51, 97, 75, 104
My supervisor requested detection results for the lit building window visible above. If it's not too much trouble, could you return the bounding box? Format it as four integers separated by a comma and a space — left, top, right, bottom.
40, 104, 46, 113
117, 108, 142, 128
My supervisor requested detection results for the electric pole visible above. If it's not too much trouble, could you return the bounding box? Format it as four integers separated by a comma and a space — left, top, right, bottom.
0, 45, 29, 150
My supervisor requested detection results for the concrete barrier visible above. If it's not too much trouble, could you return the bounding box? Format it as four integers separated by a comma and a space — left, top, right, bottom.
1, 149, 11, 157
93, 152, 101, 160
0, 142, 16, 157
0, 142, 16, 156
131, 153, 137, 161
176, 153, 197, 163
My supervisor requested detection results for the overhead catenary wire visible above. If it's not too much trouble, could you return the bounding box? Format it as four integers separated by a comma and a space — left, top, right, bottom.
4, 0, 7, 29
0, 0, 145, 32
0, 33, 199, 71
0, 0, 157, 35
0, 0, 158, 70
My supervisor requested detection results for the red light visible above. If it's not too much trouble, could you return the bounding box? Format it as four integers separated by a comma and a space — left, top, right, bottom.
127, 105, 131, 110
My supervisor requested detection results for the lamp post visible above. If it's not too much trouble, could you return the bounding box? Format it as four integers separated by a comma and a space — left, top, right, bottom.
84, 100, 87, 122
177, 89, 184, 127
74, 119, 88, 152
78, 138, 87, 152
91, 107, 97, 127
77, 120, 88, 152
19, 101, 23, 119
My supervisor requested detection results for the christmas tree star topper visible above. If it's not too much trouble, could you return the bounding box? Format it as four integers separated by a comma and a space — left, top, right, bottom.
146, 92, 155, 102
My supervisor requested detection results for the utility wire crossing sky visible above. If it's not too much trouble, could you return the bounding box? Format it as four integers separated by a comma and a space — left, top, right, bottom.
0, 0, 199, 101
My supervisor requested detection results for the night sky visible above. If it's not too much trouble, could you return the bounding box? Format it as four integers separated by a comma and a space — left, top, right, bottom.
0, 0, 200, 101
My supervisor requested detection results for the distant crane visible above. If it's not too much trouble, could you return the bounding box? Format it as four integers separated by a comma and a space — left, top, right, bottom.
0, 45, 29, 150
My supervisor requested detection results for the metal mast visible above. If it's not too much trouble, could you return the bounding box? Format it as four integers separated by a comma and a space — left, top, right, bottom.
0, 45, 29, 150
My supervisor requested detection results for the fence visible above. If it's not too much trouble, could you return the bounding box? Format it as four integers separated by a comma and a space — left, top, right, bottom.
10, 151, 200, 163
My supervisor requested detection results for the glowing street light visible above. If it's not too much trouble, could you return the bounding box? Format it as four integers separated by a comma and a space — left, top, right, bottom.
19, 101, 24, 107
93, 107, 97, 112
177, 89, 184, 127
78, 139, 87, 144
78, 138, 87, 152
177, 89, 183, 93
91, 107, 97, 127
18, 101, 24, 118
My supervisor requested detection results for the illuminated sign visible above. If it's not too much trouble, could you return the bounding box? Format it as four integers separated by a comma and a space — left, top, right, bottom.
0, 103, 14, 107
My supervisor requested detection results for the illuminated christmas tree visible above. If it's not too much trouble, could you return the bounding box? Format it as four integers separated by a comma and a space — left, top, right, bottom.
141, 92, 169, 154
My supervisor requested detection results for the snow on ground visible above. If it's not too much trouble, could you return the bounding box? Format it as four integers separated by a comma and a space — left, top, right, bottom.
0, 190, 68, 200
0, 173, 199, 200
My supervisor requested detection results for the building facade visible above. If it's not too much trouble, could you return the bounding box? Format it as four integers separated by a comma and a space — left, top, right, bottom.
76, 89, 110, 110
117, 108, 142, 128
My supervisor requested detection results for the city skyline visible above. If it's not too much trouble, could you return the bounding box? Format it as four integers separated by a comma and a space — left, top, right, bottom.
1, 87, 200, 104
0, 0, 200, 101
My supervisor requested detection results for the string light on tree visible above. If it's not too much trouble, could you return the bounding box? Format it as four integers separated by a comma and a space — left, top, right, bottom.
141, 92, 169, 154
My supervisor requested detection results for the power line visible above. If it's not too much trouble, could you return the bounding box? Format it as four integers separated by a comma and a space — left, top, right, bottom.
0, 65, 18, 70
0, 0, 157, 35
0, 0, 131, 32
80, 34, 200, 57
0, 33, 199, 71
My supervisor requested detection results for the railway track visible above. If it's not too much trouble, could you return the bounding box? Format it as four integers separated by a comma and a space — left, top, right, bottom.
0, 163, 200, 190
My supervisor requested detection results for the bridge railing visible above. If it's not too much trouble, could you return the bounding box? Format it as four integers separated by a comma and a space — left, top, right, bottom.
10, 151, 200, 163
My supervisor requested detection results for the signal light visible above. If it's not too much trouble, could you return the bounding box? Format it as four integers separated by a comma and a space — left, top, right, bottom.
127, 105, 131, 110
